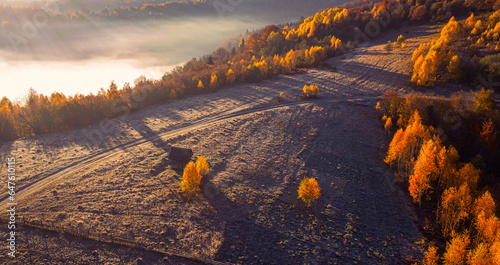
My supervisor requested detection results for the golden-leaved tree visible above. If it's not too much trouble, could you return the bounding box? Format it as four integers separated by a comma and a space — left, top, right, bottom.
467, 243, 491, 265
423, 245, 439, 265
197, 80, 204, 90
455, 163, 480, 191
439, 184, 473, 237
385, 110, 431, 177
226, 68, 236, 84
331, 36, 342, 52
195, 155, 209, 177
409, 138, 441, 207
475, 211, 500, 246
437, 145, 460, 189
443, 232, 470, 265
411, 17, 462, 86
210, 74, 219, 90
473, 191, 496, 220
180, 161, 202, 199
298, 177, 321, 206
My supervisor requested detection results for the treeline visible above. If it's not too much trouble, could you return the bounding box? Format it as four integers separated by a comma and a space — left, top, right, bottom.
0, 0, 497, 142
378, 89, 500, 264
84, 0, 354, 20
412, 10, 500, 86
88, 0, 500, 23
0, 4, 85, 35
0, 0, 354, 22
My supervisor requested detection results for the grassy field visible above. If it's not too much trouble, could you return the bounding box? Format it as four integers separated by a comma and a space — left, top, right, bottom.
0, 25, 446, 264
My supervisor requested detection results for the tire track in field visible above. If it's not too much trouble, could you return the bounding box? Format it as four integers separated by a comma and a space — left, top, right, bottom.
0, 95, 379, 209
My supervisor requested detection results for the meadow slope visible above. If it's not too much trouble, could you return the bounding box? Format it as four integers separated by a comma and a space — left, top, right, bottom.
0, 24, 444, 264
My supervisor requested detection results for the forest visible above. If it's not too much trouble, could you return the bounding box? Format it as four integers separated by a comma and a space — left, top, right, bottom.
378, 87, 500, 263
378, 6, 500, 263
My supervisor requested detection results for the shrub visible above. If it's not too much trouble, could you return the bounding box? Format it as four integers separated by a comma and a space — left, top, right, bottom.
397, 35, 406, 47
276, 92, 284, 102
298, 177, 321, 206
384, 41, 393, 53
303, 84, 319, 97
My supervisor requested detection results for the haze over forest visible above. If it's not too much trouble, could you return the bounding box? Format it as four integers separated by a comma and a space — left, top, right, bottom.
0, 0, 352, 101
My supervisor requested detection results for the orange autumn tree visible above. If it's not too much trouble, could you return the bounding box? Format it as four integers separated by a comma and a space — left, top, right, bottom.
469, 211, 500, 265
179, 161, 202, 199
480, 119, 496, 146
385, 110, 431, 177
226, 68, 236, 84
282, 49, 297, 72
475, 212, 500, 246
411, 17, 461, 86
210, 74, 219, 90
409, 138, 441, 207
107, 81, 121, 101
298, 177, 321, 206
443, 232, 470, 265
491, 240, 500, 264
439, 184, 473, 237
197, 80, 204, 90
473, 191, 496, 220
305, 46, 326, 65
455, 163, 480, 191
423, 245, 439, 265
383, 116, 392, 135
331, 36, 342, 52
465, 13, 475, 30
195, 155, 209, 177
447, 55, 461, 81
467, 243, 491, 265
437, 145, 460, 189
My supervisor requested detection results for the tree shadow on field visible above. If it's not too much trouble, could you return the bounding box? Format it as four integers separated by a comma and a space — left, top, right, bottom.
197, 176, 293, 264
124, 114, 172, 153
343, 61, 410, 88
199, 176, 234, 213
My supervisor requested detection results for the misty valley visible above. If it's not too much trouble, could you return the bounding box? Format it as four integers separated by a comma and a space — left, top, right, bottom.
0, 17, 267, 100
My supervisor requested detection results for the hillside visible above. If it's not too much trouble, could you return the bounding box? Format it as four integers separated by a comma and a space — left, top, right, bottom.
1, 0, 500, 264
0, 24, 440, 264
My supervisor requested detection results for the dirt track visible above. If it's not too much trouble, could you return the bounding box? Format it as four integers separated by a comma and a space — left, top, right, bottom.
0, 25, 442, 264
